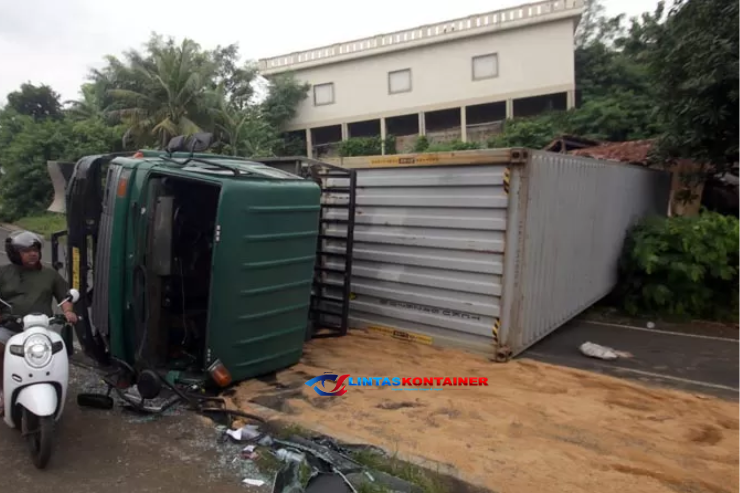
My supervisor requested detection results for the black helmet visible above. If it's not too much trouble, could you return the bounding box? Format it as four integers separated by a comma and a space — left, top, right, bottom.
5, 230, 43, 266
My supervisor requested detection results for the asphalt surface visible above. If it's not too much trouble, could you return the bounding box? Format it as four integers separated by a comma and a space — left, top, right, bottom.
1, 226, 269, 493
526, 319, 739, 400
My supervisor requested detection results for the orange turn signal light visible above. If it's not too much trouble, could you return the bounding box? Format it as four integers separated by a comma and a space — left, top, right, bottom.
208, 359, 233, 388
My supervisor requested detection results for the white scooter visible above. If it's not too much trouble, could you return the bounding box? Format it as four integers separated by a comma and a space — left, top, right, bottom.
1, 288, 80, 469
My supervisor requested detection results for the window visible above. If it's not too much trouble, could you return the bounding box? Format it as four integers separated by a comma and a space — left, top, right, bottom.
388, 69, 412, 94
313, 83, 335, 106
472, 54, 498, 81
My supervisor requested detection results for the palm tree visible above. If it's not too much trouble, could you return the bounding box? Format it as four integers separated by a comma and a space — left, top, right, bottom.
64, 82, 109, 122
107, 36, 219, 148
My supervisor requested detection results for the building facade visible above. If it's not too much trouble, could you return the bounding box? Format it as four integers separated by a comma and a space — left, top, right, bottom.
258, 0, 584, 156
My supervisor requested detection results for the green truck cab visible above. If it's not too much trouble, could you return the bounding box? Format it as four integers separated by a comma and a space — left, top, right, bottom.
51, 134, 356, 391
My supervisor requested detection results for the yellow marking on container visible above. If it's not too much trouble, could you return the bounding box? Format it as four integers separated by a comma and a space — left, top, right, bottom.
503, 168, 510, 195
368, 155, 441, 167
366, 325, 433, 345
492, 318, 501, 344
71, 247, 81, 291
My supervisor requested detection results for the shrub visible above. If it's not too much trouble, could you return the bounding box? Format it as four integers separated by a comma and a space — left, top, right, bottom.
426, 139, 482, 152
615, 210, 739, 320
338, 136, 396, 157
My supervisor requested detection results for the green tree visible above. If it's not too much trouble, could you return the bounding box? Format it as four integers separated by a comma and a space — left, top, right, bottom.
492, 0, 665, 148
650, 0, 739, 174
104, 34, 220, 148
65, 82, 113, 123
6, 83, 63, 121
0, 106, 124, 221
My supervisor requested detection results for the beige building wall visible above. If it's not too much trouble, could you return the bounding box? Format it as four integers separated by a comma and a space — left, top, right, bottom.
282, 18, 578, 130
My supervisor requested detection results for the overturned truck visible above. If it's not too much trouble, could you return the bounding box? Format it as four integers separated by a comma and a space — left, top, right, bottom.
47, 133, 357, 393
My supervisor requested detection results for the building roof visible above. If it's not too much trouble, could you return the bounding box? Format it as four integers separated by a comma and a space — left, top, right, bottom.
568, 139, 659, 165
567, 138, 733, 176
257, 0, 584, 75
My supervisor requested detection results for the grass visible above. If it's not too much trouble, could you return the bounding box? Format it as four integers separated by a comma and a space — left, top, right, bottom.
357, 483, 394, 493
268, 421, 314, 440
350, 449, 451, 493
14, 212, 67, 240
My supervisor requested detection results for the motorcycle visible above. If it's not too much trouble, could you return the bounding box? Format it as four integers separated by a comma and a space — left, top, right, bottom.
1, 289, 80, 469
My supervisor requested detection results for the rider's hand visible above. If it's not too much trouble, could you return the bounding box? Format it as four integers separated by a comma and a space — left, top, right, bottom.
64, 311, 78, 324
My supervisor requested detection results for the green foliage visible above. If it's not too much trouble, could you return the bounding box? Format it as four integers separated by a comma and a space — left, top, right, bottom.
412, 136, 483, 153
615, 211, 739, 319
0, 33, 310, 222
426, 139, 482, 152
350, 450, 450, 493
339, 135, 397, 157
650, 0, 739, 173
0, 107, 125, 221
6, 83, 63, 121
488, 114, 564, 149
492, 0, 666, 148
412, 135, 430, 152
261, 73, 310, 130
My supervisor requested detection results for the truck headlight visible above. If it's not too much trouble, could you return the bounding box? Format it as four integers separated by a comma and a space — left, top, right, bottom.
24, 334, 53, 369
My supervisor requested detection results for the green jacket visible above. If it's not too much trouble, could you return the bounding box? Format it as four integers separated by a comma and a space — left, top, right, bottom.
0, 264, 69, 318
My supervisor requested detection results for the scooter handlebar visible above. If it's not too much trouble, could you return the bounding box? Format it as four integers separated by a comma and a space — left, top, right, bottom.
0, 313, 81, 329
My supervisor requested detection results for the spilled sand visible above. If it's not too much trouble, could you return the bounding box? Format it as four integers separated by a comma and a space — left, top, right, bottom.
228, 330, 739, 493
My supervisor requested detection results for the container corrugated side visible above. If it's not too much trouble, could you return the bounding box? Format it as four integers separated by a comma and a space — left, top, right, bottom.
323, 163, 510, 354
500, 151, 672, 355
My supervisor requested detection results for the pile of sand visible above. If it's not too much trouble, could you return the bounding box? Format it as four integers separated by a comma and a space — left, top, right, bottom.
230, 331, 739, 493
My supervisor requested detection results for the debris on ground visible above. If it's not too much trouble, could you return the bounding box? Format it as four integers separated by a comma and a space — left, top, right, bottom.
226, 330, 739, 493
69, 357, 437, 492
227, 423, 426, 493
579, 342, 620, 360
226, 424, 262, 442
243, 478, 266, 487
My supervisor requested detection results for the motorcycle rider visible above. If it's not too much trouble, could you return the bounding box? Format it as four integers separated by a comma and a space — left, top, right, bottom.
0, 230, 78, 415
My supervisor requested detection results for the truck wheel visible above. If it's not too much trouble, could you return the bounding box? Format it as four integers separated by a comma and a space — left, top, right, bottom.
22, 409, 54, 469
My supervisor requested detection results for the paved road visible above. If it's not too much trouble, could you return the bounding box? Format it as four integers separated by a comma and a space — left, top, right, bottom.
1, 226, 268, 492
526, 319, 739, 400
0, 365, 269, 493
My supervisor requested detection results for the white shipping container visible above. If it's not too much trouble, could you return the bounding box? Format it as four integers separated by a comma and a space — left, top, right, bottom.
320, 148, 671, 360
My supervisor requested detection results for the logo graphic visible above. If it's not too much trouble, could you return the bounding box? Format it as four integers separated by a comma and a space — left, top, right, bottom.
305, 372, 350, 396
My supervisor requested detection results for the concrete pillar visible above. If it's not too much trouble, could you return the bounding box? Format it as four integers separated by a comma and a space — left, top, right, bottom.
460, 106, 468, 143
305, 129, 313, 158
380, 118, 387, 155
566, 89, 576, 110
341, 123, 349, 140
506, 99, 514, 119
418, 112, 426, 136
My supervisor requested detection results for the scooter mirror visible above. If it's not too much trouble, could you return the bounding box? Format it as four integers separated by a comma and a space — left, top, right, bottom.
67, 289, 80, 304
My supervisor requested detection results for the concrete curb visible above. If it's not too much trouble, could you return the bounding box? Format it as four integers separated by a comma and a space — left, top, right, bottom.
243, 400, 491, 491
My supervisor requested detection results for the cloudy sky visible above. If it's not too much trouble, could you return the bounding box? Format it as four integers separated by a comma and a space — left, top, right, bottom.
0, 0, 658, 104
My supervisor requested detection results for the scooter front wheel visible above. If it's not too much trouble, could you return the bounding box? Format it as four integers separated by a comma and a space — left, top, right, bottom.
22, 409, 54, 469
